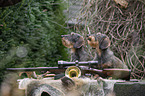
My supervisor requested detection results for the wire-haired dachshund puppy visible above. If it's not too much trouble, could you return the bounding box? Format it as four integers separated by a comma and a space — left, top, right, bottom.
87, 33, 128, 69
61, 32, 93, 61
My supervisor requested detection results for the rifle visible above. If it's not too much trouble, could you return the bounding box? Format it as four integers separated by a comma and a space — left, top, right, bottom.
6, 61, 131, 80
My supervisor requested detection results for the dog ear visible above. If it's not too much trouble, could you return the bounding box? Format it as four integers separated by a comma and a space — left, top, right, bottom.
71, 32, 75, 35
99, 36, 110, 49
73, 37, 84, 48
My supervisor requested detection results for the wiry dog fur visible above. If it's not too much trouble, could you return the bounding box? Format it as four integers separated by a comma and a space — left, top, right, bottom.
61, 32, 93, 61
87, 33, 128, 69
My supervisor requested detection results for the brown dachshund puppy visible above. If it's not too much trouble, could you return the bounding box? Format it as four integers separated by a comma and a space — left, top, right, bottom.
61, 32, 93, 61
87, 33, 128, 69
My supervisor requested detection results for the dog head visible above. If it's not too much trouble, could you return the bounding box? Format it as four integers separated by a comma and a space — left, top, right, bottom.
61, 32, 84, 49
87, 33, 110, 50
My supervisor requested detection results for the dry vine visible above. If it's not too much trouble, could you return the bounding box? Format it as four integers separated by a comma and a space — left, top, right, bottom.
70, 0, 145, 79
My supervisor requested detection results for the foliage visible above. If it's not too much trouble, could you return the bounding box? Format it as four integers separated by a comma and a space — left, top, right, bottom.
72, 0, 145, 79
0, 0, 69, 81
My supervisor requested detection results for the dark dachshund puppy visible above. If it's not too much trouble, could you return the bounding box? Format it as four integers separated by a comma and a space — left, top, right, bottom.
87, 33, 128, 69
61, 32, 93, 61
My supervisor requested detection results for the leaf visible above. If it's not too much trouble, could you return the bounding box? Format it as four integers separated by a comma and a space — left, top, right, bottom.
30, 14, 35, 22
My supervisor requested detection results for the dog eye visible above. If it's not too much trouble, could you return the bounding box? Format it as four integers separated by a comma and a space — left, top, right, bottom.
75, 36, 79, 40
88, 38, 91, 41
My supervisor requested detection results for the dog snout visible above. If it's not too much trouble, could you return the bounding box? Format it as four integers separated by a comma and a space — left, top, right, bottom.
61, 35, 64, 38
87, 35, 92, 41
61, 35, 66, 38
88, 38, 91, 41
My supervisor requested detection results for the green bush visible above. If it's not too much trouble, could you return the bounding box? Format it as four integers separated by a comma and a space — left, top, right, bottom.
0, 0, 69, 81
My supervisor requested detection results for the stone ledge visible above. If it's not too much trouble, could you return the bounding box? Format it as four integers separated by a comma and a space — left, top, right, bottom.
114, 81, 145, 96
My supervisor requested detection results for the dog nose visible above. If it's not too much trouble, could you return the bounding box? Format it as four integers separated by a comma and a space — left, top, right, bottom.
61, 35, 64, 38
88, 38, 91, 41
87, 34, 90, 37
61, 35, 67, 38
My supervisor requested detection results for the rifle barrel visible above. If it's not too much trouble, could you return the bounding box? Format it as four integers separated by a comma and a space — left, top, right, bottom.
6, 67, 66, 73
7, 67, 58, 71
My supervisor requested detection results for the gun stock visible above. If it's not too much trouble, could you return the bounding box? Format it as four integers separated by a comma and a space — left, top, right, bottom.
83, 68, 131, 80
